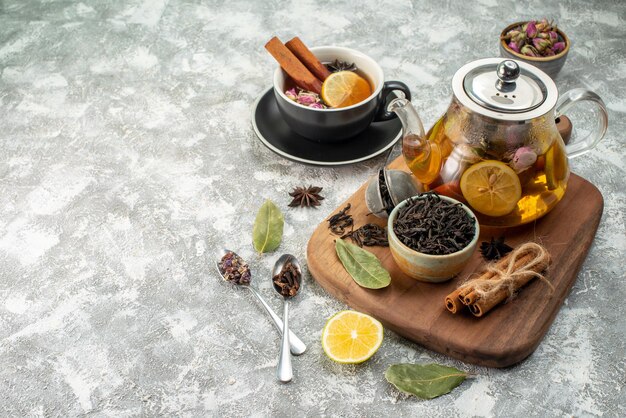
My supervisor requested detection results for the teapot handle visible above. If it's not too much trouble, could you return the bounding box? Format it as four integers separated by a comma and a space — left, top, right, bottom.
555, 88, 608, 158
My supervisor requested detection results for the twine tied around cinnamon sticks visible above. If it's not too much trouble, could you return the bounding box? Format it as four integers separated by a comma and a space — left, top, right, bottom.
445, 242, 553, 317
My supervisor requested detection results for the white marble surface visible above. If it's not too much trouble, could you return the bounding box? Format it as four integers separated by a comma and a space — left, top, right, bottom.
0, 0, 625, 416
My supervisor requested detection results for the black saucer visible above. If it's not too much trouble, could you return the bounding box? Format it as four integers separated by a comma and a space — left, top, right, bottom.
251, 88, 402, 166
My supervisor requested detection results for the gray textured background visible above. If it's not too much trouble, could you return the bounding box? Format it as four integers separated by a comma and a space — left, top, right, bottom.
1, 0, 625, 416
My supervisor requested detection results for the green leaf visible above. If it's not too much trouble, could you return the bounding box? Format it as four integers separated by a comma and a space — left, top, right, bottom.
252, 199, 284, 253
335, 239, 391, 289
384, 363, 468, 399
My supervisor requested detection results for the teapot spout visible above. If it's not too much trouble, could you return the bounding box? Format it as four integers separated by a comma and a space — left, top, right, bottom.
388, 98, 436, 184
388, 97, 426, 139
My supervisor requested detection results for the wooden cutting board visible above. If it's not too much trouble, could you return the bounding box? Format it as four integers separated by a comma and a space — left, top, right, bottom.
306, 157, 603, 368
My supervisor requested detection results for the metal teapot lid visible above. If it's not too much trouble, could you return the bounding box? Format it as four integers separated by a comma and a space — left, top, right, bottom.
452, 58, 558, 121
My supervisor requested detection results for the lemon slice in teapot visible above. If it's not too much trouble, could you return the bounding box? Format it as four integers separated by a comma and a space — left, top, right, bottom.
460, 160, 522, 217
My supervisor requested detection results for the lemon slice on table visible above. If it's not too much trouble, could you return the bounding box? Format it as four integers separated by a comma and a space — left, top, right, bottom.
321, 310, 383, 364
460, 160, 522, 217
321, 71, 372, 108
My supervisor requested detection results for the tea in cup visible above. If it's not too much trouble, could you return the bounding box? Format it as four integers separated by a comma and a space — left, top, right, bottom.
269, 42, 411, 142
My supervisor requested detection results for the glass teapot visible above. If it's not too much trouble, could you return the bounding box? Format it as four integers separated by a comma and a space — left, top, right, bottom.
389, 58, 608, 227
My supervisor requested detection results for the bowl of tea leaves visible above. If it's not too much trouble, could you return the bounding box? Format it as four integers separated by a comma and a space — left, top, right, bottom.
265, 36, 410, 141
387, 193, 479, 283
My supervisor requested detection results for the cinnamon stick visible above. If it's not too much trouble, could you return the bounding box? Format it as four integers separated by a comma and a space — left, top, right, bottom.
444, 243, 552, 317
445, 265, 499, 314
469, 252, 550, 317
445, 289, 464, 314
461, 254, 532, 305
285, 37, 332, 81
265, 36, 322, 94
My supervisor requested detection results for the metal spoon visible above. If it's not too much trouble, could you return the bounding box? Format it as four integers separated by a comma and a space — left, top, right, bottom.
215, 249, 306, 355
272, 254, 303, 383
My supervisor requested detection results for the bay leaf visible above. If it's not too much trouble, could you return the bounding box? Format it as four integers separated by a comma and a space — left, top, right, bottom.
252, 199, 284, 253
335, 239, 391, 289
384, 363, 468, 399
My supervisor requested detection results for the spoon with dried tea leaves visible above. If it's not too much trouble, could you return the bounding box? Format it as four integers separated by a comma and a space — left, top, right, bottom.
271, 254, 303, 383
215, 249, 306, 355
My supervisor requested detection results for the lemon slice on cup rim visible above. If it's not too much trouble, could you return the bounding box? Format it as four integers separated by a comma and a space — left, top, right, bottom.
320, 71, 372, 108
321, 310, 384, 364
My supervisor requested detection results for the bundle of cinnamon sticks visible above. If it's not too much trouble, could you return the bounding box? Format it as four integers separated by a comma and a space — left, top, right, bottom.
445, 242, 552, 317
265, 36, 330, 94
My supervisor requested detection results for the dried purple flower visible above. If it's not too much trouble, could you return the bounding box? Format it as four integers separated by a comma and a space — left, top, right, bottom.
284, 87, 327, 108
508, 41, 520, 53
218, 251, 251, 285
285, 88, 297, 100
504, 18, 566, 58
514, 32, 527, 43
533, 37, 551, 52
503, 29, 521, 41
298, 94, 317, 105
521, 45, 539, 57
525, 20, 538, 38
549, 31, 558, 42
536, 18, 549, 32
511, 146, 537, 172
552, 41, 566, 53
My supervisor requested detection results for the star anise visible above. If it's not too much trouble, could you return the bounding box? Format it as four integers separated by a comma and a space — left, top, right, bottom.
288, 185, 324, 208
480, 236, 513, 261
326, 59, 357, 73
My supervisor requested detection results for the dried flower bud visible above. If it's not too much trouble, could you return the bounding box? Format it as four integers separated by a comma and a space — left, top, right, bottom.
533, 37, 552, 52
285, 88, 297, 100
514, 32, 527, 43
520, 45, 539, 57
298, 94, 317, 105
503, 29, 521, 41
525, 20, 538, 38
507, 41, 520, 53
536, 18, 549, 32
285, 88, 328, 108
506, 19, 564, 58
549, 31, 558, 42
512, 147, 538, 171
552, 41, 566, 53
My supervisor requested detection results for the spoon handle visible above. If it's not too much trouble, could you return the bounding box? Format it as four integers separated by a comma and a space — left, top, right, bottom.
247, 286, 307, 355
277, 299, 292, 383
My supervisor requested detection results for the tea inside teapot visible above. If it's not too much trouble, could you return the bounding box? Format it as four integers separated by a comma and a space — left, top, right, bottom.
390, 58, 607, 228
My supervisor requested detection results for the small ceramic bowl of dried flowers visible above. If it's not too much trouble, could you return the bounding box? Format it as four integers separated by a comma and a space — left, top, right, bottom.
387, 194, 480, 283
500, 19, 570, 79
